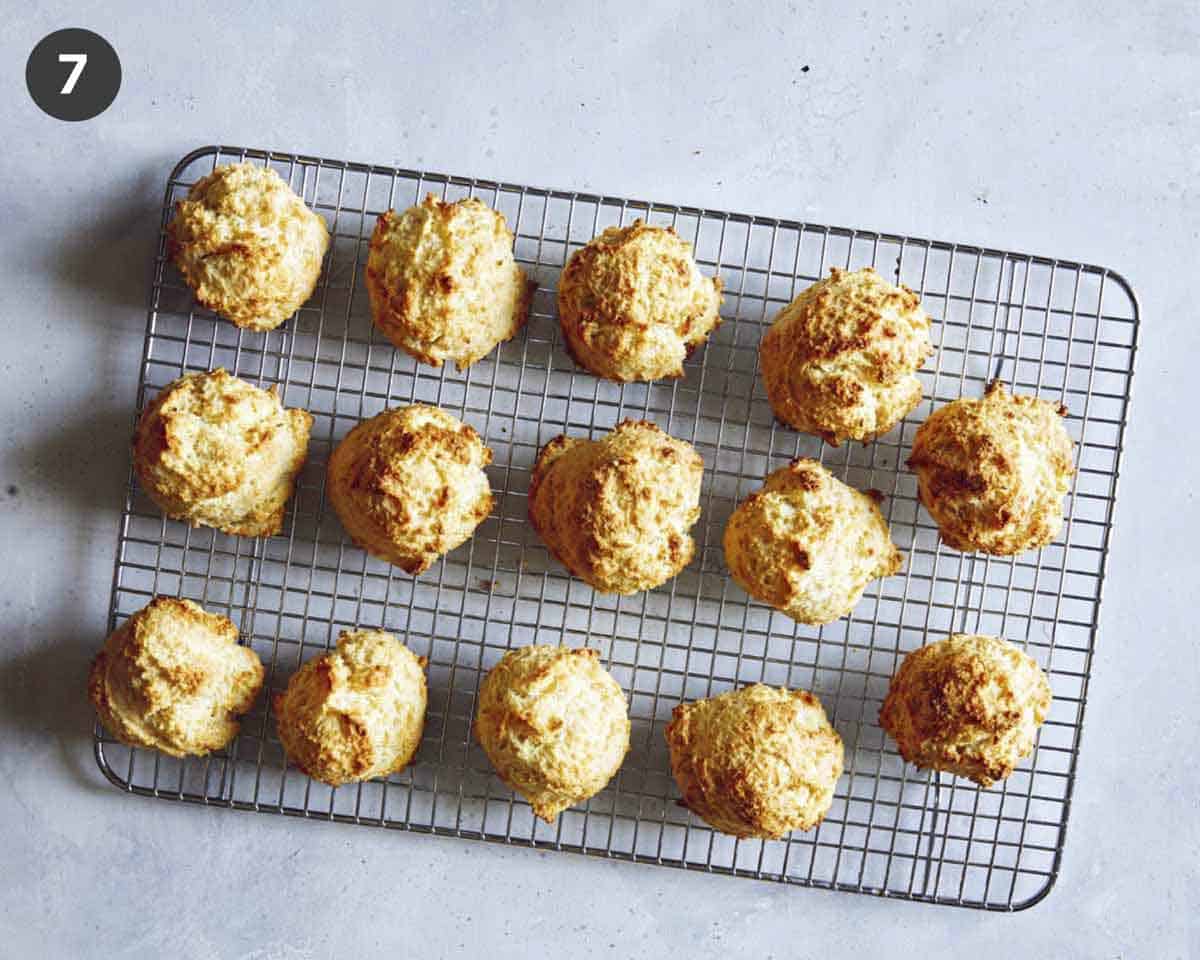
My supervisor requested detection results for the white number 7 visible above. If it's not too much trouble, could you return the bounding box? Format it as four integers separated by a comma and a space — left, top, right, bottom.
58, 53, 87, 95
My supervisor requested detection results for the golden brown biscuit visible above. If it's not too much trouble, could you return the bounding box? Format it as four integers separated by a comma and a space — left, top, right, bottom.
366, 195, 533, 369
133, 369, 312, 537
475, 645, 630, 822
326, 404, 492, 574
907, 381, 1075, 555
760, 267, 934, 445
167, 162, 329, 331
879, 634, 1052, 787
665, 684, 844, 839
528, 419, 703, 594
88, 596, 264, 757
723, 458, 902, 624
274, 629, 427, 786
558, 220, 723, 381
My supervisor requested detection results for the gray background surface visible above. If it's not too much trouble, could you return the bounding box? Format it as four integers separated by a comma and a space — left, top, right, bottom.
1, 1, 1196, 957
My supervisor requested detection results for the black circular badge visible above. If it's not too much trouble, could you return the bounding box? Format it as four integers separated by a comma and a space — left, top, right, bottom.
26, 28, 121, 122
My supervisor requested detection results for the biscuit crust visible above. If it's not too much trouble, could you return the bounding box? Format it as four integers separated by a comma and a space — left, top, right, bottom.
665, 684, 844, 839
558, 221, 723, 381
879, 634, 1052, 787
88, 596, 264, 757
274, 629, 428, 787
723, 458, 902, 624
528, 419, 703, 594
133, 369, 312, 537
907, 381, 1075, 555
475, 645, 630, 822
760, 267, 933, 445
168, 162, 329, 331
366, 195, 533, 370
326, 404, 493, 574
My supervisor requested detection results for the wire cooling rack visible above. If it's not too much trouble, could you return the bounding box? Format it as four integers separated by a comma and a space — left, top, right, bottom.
95, 144, 1138, 911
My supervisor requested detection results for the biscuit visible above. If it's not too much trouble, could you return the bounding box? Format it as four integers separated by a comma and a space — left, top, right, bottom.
907, 381, 1075, 555
88, 596, 264, 757
558, 220, 723, 381
133, 368, 312, 537
760, 267, 933, 445
879, 634, 1052, 786
366, 195, 533, 369
665, 684, 844, 839
167, 162, 329, 331
475, 645, 630, 822
327, 404, 493, 574
274, 629, 427, 786
528, 419, 703, 594
723, 458, 902, 624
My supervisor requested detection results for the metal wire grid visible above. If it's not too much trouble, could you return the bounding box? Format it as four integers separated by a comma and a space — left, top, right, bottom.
94, 144, 1138, 911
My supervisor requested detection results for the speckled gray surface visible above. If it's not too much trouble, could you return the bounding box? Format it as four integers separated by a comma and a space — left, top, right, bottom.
1, 2, 1197, 957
